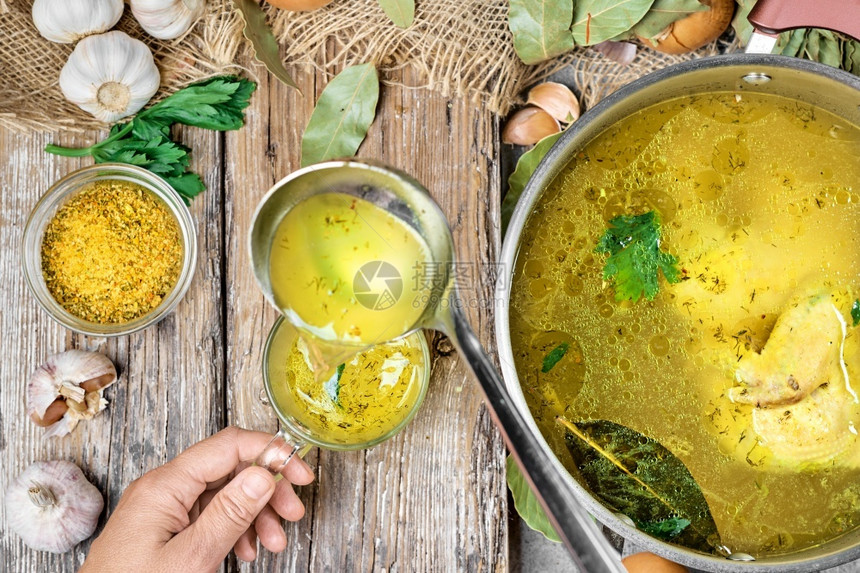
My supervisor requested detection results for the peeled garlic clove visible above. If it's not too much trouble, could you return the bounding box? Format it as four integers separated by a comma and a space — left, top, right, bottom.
59, 31, 161, 123
28, 350, 117, 438
502, 107, 561, 146
130, 0, 206, 41
5, 461, 104, 553
526, 82, 581, 124
31, 0, 124, 44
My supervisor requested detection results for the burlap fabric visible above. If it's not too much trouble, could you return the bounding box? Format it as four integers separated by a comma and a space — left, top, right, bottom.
0, 0, 724, 134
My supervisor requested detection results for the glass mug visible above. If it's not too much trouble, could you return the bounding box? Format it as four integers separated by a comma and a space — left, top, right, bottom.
255, 317, 431, 473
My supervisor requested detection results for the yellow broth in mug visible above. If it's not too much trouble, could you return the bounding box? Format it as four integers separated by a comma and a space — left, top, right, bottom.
268, 331, 428, 446
510, 92, 860, 557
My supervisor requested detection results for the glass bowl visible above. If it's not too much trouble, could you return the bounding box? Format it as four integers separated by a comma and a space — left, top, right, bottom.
21, 163, 197, 337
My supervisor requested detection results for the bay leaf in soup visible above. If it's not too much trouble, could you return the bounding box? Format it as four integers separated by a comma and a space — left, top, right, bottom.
558, 418, 721, 554
571, 0, 655, 46
508, 0, 576, 65
378, 0, 415, 28
301, 63, 380, 167
506, 455, 562, 543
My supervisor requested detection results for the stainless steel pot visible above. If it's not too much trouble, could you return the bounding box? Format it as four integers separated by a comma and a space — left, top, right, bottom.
494, 48, 860, 573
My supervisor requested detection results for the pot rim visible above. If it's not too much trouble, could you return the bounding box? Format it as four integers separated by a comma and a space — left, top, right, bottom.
495, 54, 860, 572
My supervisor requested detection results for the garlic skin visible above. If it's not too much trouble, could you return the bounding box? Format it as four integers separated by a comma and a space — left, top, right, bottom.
32, 0, 124, 44
28, 350, 117, 439
5, 461, 104, 553
502, 107, 561, 146
59, 31, 161, 123
130, 0, 206, 40
526, 82, 581, 124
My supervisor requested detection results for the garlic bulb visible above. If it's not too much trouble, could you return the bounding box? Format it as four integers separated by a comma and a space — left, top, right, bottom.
59, 31, 161, 123
130, 0, 206, 40
28, 350, 118, 439
32, 0, 124, 44
5, 461, 104, 553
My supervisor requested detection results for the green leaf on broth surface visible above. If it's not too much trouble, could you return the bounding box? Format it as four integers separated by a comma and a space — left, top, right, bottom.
378, 0, 415, 28
233, 0, 300, 91
324, 363, 346, 407
571, 0, 655, 46
542, 343, 570, 373
508, 0, 576, 64
502, 131, 564, 237
301, 63, 380, 167
626, 0, 707, 43
557, 418, 721, 554
595, 211, 680, 303
506, 455, 562, 543
852, 300, 860, 327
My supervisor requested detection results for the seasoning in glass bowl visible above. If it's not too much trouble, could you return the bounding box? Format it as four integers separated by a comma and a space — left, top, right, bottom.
40, 179, 183, 324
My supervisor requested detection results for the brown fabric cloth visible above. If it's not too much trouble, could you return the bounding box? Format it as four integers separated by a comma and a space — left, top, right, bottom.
0, 0, 724, 134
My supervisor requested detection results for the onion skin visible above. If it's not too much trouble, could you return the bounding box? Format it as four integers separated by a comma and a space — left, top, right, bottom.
622, 552, 689, 573
264, 0, 334, 10
645, 0, 735, 54
502, 107, 561, 146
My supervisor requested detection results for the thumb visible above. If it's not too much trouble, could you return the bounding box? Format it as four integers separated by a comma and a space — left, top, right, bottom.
168, 466, 275, 569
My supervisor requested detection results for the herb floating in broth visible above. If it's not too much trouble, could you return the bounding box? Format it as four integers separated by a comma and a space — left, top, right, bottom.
557, 418, 721, 554
637, 517, 692, 543
542, 342, 570, 373
852, 299, 860, 327
595, 211, 681, 303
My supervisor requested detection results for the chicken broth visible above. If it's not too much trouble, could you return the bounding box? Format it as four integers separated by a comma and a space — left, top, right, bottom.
510, 92, 860, 557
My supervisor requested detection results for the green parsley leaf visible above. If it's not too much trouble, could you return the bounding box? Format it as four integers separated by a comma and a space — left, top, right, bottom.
44, 76, 256, 203
595, 211, 680, 303
852, 299, 860, 327
132, 77, 257, 140
541, 342, 569, 373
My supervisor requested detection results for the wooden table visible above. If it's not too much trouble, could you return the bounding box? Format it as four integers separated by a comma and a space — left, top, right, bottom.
0, 65, 509, 571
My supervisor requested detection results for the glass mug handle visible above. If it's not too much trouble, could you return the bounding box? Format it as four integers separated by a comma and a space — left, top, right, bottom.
255, 427, 312, 474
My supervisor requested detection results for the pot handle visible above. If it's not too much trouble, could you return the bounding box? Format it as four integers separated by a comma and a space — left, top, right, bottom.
748, 0, 860, 42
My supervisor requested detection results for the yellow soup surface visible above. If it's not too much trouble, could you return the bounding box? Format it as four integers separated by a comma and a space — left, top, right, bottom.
510, 91, 860, 557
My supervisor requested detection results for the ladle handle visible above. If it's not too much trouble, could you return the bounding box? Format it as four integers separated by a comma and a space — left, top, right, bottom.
748, 0, 860, 41
441, 301, 626, 573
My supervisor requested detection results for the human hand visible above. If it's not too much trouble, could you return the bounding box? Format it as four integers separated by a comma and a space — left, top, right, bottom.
81, 426, 315, 572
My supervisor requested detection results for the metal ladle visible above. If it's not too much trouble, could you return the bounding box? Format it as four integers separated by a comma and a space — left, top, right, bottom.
249, 159, 626, 573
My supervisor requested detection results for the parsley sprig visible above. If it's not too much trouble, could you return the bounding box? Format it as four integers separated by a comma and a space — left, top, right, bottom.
46, 76, 256, 202
595, 211, 680, 303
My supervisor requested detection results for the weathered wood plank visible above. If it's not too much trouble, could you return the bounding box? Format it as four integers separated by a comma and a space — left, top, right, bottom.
0, 125, 225, 570
223, 62, 508, 572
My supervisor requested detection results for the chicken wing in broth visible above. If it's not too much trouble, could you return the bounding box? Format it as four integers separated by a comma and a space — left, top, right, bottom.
509, 91, 860, 557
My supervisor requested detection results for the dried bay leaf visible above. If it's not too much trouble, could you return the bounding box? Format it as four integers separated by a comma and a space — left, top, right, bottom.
557, 417, 722, 553
509, 0, 575, 65
233, 0, 299, 91
378, 0, 415, 28
506, 455, 562, 543
731, 0, 756, 47
301, 63, 380, 167
501, 131, 563, 235
571, 0, 655, 46
628, 0, 707, 43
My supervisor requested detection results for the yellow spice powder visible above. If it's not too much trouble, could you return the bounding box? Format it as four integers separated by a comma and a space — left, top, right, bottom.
41, 179, 183, 324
